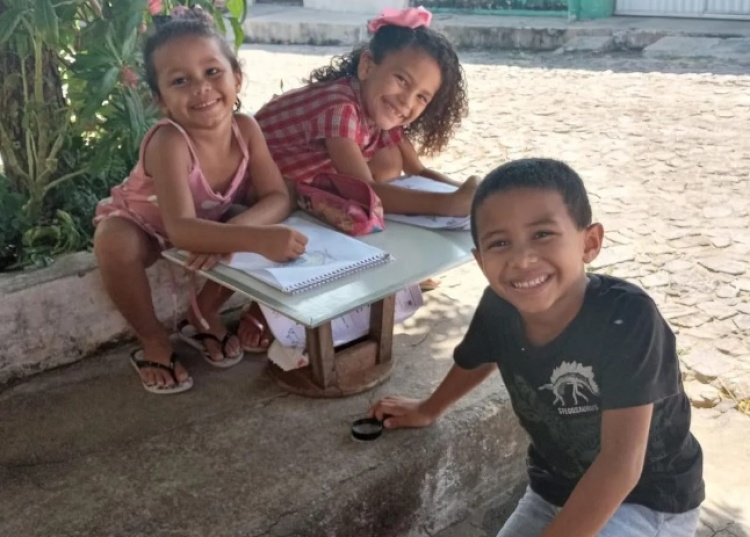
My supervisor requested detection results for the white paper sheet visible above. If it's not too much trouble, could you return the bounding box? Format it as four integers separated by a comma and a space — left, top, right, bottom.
260, 284, 423, 355
384, 176, 471, 230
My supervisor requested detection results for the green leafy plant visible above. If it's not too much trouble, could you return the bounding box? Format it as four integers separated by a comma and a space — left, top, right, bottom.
0, 173, 29, 267
0, 0, 249, 270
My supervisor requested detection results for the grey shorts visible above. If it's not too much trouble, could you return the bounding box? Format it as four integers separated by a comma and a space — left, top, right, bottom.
496, 486, 700, 537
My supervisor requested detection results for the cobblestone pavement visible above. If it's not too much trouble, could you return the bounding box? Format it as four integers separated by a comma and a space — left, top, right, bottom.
241, 45, 750, 412
240, 45, 750, 536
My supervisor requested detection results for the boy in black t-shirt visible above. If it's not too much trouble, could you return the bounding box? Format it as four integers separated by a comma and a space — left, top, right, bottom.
369, 158, 704, 536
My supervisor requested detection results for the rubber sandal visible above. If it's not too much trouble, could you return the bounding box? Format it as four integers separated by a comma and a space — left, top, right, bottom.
129, 349, 193, 395
177, 320, 245, 369
238, 304, 272, 353
177, 319, 245, 369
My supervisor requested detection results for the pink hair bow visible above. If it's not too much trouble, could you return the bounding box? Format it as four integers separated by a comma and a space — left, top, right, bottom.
367, 7, 433, 34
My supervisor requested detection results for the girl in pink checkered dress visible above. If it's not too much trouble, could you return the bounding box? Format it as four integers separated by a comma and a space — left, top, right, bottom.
255, 8, 478, 223
94, 10, 307, 395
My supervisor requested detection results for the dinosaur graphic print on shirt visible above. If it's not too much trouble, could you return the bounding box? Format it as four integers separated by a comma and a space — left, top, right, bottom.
539, 361, 600, 414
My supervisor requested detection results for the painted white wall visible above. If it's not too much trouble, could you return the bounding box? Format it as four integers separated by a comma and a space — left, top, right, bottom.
304, 0, 408, 14
616, 0, 750, 16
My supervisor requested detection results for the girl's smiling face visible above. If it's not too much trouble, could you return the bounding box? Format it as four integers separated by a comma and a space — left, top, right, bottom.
357, 47, 441, 130
153, 35, 241, 130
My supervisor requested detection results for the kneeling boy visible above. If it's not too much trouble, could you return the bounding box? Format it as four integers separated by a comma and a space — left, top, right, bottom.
370, 158, 704, 537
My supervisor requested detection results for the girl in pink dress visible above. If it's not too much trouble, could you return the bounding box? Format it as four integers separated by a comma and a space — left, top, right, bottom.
94, 9, 307, 394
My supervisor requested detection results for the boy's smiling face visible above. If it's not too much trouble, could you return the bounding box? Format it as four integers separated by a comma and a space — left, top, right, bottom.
473, 188, 603, 326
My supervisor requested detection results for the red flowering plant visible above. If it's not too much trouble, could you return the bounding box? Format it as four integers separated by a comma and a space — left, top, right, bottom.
0, 0, 248, 269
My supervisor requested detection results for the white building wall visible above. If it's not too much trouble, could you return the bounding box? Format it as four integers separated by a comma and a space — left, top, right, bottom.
616, 0, 750, 17
304, 0, 408, 14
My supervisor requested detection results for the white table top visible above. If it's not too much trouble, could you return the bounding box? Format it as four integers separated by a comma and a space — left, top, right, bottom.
163, 214, 475, 328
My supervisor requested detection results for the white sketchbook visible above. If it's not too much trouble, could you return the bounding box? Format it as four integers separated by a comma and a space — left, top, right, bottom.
226, 216, 392, 293
385, 176, 471, 231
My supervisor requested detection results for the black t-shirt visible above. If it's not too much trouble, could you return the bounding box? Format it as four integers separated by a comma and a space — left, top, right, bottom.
454, 274, 704, 513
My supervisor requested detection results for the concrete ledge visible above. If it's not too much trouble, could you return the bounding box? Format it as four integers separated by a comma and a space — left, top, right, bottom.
556, 35, 615, 54
243, 5, 750, 50
0, 252, 242, 384
0, 294, 528, 536
644, 36, 750, 65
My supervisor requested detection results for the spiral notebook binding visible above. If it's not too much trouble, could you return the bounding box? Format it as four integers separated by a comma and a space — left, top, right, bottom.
284, 254, 392, 294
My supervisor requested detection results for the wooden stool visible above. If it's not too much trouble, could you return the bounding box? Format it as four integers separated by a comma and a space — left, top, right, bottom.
268, 295, 396, 398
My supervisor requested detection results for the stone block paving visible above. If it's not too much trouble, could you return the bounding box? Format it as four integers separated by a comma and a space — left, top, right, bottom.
239, 46, 750, 536
241, 45, 750, 412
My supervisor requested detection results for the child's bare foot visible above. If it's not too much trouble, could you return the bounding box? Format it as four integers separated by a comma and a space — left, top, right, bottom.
419, 277, 441, 292
443, 175, 480, 217
183, 307, 243, 365
137, 337, 191, 389
238, 302, 273, 353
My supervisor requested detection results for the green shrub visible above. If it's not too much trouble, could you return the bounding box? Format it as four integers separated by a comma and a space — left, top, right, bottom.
0, 0, 248, 271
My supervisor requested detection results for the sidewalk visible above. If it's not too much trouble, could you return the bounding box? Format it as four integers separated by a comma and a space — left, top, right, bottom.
243, 4, 750, 54
0, 287, 527, 537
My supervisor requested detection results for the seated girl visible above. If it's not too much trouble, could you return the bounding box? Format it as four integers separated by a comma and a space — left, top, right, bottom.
254, 7, 479, 220
94, 9, 306, 394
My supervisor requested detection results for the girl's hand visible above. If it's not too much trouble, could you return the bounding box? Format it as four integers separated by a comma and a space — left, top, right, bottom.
186, 252, 233, 271
368, 396, 438, 429
258, 225, 308, 262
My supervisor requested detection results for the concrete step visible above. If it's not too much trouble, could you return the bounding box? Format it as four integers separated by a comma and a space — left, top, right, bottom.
0, 296, 527, 537
644, 36, 750, 65
243, 5, 750, 51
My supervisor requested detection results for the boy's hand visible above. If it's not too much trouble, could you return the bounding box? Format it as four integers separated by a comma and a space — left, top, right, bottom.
368, 396, 438, 429
257, 225, 308, 262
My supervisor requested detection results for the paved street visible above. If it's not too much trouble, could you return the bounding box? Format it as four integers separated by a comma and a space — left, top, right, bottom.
242, 45, 750, 409
241, 45, 750, 536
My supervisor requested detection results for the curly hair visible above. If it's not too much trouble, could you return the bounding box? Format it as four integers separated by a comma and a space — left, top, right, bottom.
306, 25, 468, 156
143, 8, 241, 98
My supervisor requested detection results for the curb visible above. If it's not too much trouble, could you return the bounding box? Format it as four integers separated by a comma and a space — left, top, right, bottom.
0, 252, 243, 384
242, 8, 750, 52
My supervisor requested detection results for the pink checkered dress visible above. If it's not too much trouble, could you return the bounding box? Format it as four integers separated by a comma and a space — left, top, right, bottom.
255, 78, 404, 183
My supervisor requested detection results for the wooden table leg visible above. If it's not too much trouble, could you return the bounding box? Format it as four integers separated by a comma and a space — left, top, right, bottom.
369, 294, 396, 365
306, 323, 335, 388
267, 295, 397, 398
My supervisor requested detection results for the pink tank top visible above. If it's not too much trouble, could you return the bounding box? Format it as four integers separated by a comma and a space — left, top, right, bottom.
95, 117, 250, 246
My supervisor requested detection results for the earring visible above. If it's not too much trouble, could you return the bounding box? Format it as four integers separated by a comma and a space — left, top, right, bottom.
234, 97, 242, 112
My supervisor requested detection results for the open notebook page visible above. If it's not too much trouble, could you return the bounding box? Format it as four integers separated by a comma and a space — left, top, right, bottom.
226, 216, 392, 293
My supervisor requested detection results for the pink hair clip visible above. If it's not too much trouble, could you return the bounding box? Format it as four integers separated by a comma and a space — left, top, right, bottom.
367, 7, 433, 34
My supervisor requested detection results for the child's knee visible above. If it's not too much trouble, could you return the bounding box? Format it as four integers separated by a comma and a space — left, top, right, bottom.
94, 218, 157, 267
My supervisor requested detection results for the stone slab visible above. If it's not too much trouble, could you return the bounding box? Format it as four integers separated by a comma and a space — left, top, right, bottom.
0, 252, 243, 384
0, 297, 526, 537
681, 347, 737, 384
644, 37, 750, 65
557, 35, 615, 54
